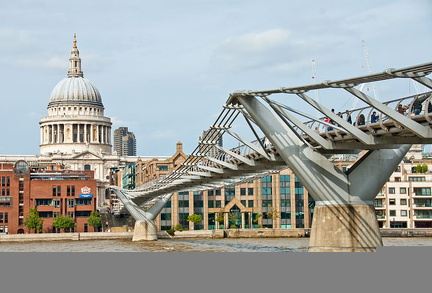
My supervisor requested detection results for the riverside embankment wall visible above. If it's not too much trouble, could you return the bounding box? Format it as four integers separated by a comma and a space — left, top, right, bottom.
0, 228, 431, 243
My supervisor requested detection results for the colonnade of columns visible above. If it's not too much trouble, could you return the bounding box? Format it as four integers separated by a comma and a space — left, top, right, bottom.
40, 123, 111, 145
214, 212, 252, 229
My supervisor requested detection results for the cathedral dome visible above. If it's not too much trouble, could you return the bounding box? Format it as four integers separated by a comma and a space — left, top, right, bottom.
48, 34, 103, 107
49, 77, 103, 107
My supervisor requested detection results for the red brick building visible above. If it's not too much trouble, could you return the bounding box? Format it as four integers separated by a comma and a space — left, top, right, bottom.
0, 160, 98, 234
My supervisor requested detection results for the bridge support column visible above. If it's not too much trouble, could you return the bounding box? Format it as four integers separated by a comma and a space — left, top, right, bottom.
309, 203, 382, 252
236, 95, 410, 252
132, 220, 158, 241
111, 188, 173, 241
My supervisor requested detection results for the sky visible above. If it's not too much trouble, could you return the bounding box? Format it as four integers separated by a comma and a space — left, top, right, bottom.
1, 0, 431, 156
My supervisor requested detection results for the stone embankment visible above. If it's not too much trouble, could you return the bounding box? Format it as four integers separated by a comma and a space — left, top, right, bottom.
0, 228, 431, 243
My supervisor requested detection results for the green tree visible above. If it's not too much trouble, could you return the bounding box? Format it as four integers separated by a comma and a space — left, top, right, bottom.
414, 164, 428, 173
187, 214, 203, 230
253, 213, 262, 227
215, 210, 224, 228
87, 211, 102, 231
53, 214, 76, 232
265, 208, 280, 228
228, 212, 239, 228
174, 223, 184, 231
23, 208, 43, 233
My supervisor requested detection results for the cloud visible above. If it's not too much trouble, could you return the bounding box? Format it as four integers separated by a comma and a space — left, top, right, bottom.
110, 116, 131, 126
223, 29, 290, 52
210, 28, 290, 72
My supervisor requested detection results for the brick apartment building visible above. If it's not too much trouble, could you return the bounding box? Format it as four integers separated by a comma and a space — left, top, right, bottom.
0, 160, 97, 234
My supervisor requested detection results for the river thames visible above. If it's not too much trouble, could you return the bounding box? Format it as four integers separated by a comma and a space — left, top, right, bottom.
0, 237, 431, 252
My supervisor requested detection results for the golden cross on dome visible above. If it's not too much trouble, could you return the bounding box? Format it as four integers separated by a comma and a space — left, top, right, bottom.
73, 33, 77, 48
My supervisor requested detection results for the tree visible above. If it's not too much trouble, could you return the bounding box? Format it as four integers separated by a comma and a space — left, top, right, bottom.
265, 208, 280, 228
187, 214, 203, 230
253, 213, 262, 228
53, 214, 76, 232
414, 164, 428, 173
23, 208, 43, 233
215, 210, 224, 228
228, 212, 239, 228
87, 211, 102, 231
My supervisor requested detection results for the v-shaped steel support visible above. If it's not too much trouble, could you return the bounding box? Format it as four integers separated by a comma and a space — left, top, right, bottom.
236, 95, 410, 251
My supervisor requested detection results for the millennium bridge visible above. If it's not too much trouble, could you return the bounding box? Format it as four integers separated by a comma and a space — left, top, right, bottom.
112, 62, 432, 251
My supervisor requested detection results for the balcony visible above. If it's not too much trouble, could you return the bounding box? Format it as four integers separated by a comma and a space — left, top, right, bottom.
413, 215, 432, 220
412, 204, 432, 209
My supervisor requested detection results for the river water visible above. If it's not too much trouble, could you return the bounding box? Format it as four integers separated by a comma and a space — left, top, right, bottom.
1, 237, 431, 252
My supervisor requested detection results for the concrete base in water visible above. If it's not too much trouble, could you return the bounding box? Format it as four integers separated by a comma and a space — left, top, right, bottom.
132, 221, 158, 241
308, 204, 382, 252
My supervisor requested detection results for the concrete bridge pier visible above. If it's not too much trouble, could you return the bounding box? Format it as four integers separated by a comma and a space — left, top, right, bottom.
111, 188, 173, 241
235, 94, 411, 252
309, 203, 382, 252
132, 220, 158, 241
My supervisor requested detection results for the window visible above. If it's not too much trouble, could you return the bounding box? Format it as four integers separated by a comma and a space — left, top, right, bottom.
0, 197, 12, 207
67, 185, 75, 197
178, 200, 189, 208
39, 211, 53, 218
401, 210, 407, 217
280, 187, 290, 195
161, 213, 171, 220
157, 165, 168, 171
52, 185, 61, 196
193, 200, 204, 208
36, 199, 52, 206
400, 187, 407, 194
262, 176, 272, 183
414, 187, 431, 196
262, 187, 272, 195
1, 188, 10, 196
52, 199, 61, 208
0, 213, 9, 223
280, 175, 290, 182
248, 200, 254, 207
389, 210, 396, 217
280, 199, 291, 207
208, 200, 214, 208
389, 199, 396, 205
240, 188, 246, 196
374, 199, 383, 207
84, 165, 91, 171
76, 211, 91, 217
75, 198, 92, 205
400, 199, 407, 205
1, 177, 10, 187
389, 188, 395, 194
67, 199, 75, 208
409, 177, 426, 182
248, 188, 254, 196
394, 177, 401, 182
224, 188, 235, 196
262, 200, 272, 207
